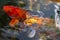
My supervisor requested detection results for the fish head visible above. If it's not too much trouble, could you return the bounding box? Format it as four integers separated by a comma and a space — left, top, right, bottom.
3, 6, 12, 13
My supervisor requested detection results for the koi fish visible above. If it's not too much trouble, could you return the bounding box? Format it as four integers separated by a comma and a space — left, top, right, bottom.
3, 5, 28, 27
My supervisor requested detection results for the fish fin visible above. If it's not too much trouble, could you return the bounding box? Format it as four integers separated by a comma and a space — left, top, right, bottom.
9, 18, 19, 27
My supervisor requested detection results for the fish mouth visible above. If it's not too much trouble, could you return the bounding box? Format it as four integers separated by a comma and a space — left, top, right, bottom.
3, 6, 10, 12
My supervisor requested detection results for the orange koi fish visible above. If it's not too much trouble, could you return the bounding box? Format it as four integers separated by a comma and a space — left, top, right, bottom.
3, 5, 28, 27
